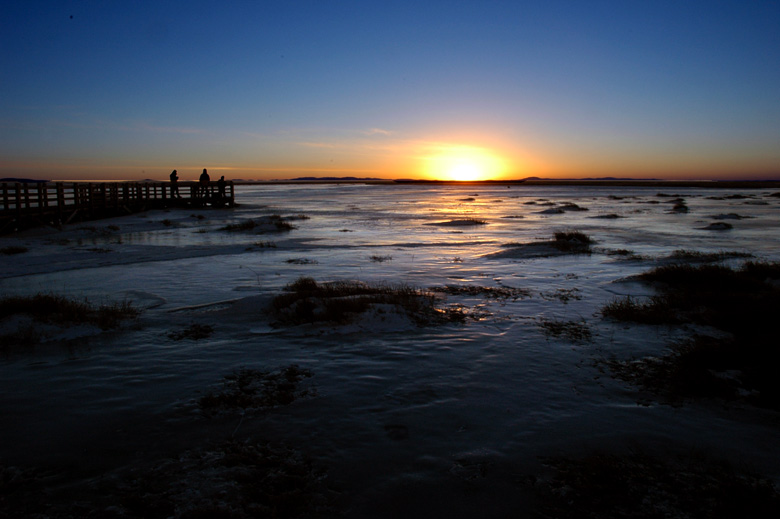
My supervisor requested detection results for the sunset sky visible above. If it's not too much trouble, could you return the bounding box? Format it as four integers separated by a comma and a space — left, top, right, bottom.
1, 1, 779, 181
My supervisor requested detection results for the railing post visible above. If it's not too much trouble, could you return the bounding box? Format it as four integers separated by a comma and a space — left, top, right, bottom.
36, 183, 44, 215
23, 183, 31, 211
15, 183, 23, 221
57, 183, 64, 222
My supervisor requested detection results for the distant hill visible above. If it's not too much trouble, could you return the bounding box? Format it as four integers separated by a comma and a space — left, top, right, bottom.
291, 176, 383, 181
0, 177, 49, 183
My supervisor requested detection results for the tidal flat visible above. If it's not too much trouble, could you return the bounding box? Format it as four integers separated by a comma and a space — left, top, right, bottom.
1, 183, 780, 517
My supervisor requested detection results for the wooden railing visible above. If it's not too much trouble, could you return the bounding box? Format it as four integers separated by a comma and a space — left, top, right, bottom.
1, 181, 234, 233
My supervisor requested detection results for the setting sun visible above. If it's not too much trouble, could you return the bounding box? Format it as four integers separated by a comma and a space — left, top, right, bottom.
424, 145, 507, 181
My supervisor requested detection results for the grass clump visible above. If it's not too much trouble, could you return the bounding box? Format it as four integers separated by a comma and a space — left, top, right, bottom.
538, 318, 592, 343
221, 215, 296, 232
0, 294, 139, 348
0, 294, 138, 330
668, 249, 752, 262
431, 284, 531, 300
199, 365, 314, 414
601, 261, 780, 407
600, 295, 680, 324
425, 218, 488, 227
167, 324, 214, 341
286, 258, 318, 264
551, 231, 593, 252
271, 277, 464, 326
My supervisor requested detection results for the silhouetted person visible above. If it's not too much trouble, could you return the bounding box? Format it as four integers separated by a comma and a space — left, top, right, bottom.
170, 169, 181, 198
217, 175, 226, 198
199, 168, 210, 198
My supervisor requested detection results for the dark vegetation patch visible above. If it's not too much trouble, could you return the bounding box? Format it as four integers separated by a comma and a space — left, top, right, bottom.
431, 284, 531, 300
540, 288, 582, 303
700, 222, 733, 230
369, 255, 392, 262
533, 451, 780, 519
167, 324, 214, 341
424, 218, 488, 226
601, 261, 780, 407
199, 365, 314, 414
538, 318, 592, 343
559, 202, 588, 211
1, 440, 334, 519
0, 246, 28, 255
665, 249, 752, 263
271, 277, 465, 326
220, 215, 296, 232
669, 199, 689, 213
245, 240, 277, 250
550, 231, 594, 252
711, 213, 752, 220
492, 232, 594, 259
605, 249, 645, 261
0, 294, 139, 347
285, 258, 318, 264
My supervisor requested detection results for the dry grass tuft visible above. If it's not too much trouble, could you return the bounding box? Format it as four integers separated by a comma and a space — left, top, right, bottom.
271, 277, 465, 326
601, 261, 780, 407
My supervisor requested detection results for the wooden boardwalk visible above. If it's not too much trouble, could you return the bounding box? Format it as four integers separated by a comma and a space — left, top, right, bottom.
1, 180, 234, 233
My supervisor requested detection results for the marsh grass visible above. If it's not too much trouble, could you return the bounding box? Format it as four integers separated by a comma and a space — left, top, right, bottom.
668, 249, 753, 262
551, 231, 594, 252
199, 365, 314, 414
286, 258, 318, 264
221, 214, 296, 232
600, 295, 680, 324
538, 318, 592, 343
247, 240, 277, 249
167, 324, 214, 341
535, 451, 780, 519
601, 261, 780, 407
499, 231, 594, 256
370, 255, 393, 262
271, 277, 465, 326
431, 284, 531, 300
540, 288, 582, 304
425, 218, 488, 226
0, 294, 138, 330
559, 202, 588, 211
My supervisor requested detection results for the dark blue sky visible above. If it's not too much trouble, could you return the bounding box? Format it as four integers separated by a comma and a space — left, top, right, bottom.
2, 1, 779, 180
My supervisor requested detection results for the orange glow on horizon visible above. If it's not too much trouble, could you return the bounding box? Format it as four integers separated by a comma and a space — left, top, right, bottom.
422, 145, 508, 181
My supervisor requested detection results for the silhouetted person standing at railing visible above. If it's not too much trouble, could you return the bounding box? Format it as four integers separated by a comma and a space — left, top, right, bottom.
217, 175, 226, 198
199, 168, 210, 198
170, 169, 181, 198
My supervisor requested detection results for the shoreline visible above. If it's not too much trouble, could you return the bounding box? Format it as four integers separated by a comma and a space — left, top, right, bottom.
230, 178, 780, 189
7, 178, 779, 189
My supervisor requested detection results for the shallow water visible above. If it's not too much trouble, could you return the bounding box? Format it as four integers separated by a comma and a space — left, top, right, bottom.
1, 184, 779, 516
